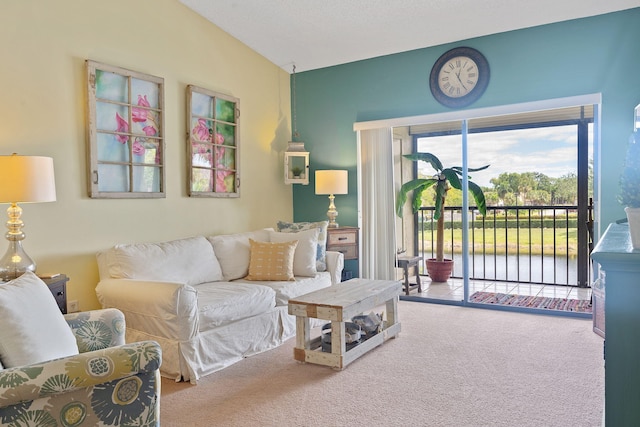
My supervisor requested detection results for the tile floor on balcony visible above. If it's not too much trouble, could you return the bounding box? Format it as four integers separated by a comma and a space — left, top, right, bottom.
410, 277, 592, 302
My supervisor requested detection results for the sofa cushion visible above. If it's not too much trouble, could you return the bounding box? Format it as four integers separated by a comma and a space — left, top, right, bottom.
208, 229, 272, 281
277, 220, 328, 272
108, 236, 223, 286
195, 282, 276, 331
0, 272, 79, 367
269, 228, 319, 277
235, 271, 332, 306
245, 239, 297, 281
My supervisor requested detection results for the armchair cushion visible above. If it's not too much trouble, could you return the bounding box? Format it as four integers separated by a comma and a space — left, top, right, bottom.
0, 340, 161, 426
65, 308, 127, 352
0, 272, 78, 368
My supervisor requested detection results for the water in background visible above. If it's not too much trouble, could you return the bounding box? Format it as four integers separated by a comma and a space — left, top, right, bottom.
419, 252, 579, 285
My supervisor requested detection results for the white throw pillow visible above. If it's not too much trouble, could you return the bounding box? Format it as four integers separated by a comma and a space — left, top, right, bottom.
108, 236, 223, 286
0, 272, 79, 368
277, 220, 328, 271
208, 229, 272, 281
269, 229, 319, 277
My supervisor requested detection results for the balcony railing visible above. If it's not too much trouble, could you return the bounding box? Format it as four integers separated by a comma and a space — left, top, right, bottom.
416, 205, 591, 287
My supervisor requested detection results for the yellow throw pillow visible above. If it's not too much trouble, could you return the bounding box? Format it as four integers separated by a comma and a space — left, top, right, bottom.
245, 239, 298, 281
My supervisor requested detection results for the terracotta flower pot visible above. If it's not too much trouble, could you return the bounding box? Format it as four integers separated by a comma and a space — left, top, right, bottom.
425, 258, 454, 282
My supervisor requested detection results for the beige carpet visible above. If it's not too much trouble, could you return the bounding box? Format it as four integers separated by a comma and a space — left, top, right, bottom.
161, 301, 604, 427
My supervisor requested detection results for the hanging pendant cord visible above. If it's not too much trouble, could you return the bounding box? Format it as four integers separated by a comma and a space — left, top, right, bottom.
292, 64, 299, 140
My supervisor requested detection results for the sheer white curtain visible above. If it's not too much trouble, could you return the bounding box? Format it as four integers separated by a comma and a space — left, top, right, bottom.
357, 128, 396, 280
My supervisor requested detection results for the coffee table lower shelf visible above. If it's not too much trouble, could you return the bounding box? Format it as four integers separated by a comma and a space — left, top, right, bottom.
293, 321, 401, 369
288, 278, 402, 370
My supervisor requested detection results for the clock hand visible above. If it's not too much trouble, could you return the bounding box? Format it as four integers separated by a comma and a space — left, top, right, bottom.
455, 71, 468, 91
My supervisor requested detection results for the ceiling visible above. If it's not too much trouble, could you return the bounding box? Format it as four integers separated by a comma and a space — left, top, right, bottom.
179, 0, 640, 73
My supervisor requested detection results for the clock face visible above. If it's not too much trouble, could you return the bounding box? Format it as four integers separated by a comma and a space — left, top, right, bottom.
437, 56, 479, 98
430, 47, 490, 108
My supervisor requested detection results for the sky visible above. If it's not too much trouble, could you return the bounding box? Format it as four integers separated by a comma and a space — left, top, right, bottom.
416, 124, 593, 188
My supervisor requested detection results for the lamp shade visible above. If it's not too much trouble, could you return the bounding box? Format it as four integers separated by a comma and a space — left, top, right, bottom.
315, 170, 348, 195
0, 155, 56, 203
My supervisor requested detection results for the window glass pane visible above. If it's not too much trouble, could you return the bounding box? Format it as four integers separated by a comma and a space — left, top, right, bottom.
215, 170, 236, 193
216, 98, 236, 123
97, 132, 129, 162
288, 155, 305, 176
192, 143, 213, 167
132, 166, 160, 192
190, 118, 213, 143
216, 123, 236, 147
95, 70, 128, 103
132, 139, 161, 165
96, 102, 129, 133
131, 79, 160, 109
191, 92, 214, 118
218, 146, 236, 170
192, 168, 213, 192
132, 109, 160, 137
98, 164, 129, 192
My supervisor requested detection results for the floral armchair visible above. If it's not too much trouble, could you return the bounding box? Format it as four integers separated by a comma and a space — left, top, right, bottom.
0, 308, 161, 426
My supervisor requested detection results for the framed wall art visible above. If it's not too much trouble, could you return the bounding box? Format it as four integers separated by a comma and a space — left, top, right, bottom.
86, 60, 165, 198
187, 85, 240, 198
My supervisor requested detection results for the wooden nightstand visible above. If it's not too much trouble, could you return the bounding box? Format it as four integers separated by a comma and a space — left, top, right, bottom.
41, 274, 68, 314
326, 227, 359, 261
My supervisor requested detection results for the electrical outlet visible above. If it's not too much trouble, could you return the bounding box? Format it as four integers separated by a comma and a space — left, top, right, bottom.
68, 300, 79, 313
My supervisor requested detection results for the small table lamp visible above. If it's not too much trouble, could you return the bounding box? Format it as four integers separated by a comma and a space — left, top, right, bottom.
315, 170, 348, 228
0, 154, 57, 280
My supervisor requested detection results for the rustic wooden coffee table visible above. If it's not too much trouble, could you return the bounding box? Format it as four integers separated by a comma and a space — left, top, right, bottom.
288, 278, 402, 370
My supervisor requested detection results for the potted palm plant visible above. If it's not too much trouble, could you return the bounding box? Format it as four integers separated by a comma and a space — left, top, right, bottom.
617, 130, 640, 248
396, 152, 489, 281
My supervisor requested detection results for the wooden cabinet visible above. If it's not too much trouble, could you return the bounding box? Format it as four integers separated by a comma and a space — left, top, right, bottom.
41, 274, 68, 314
591, 223, 640, 426
326, 227, 359, 260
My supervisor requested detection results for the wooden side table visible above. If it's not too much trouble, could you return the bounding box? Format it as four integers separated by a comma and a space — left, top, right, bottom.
326, 227, 359, 261
396, 256, 422, 295
41, 274, 68, 314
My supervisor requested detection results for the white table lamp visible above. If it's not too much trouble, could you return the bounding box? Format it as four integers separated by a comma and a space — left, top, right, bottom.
0, 154, 56, 280
315, 170, 348, 228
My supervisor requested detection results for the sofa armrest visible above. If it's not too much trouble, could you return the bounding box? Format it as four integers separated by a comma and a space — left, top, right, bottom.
326, 251, 344, 285
0, 340, 161, 408
96, 279, 199, 341
64, 308, 127, 351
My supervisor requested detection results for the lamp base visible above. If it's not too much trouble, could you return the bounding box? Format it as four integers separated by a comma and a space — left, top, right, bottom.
0, 203, 36, 281
0, 240, 36, 281
326, 194, 339, 228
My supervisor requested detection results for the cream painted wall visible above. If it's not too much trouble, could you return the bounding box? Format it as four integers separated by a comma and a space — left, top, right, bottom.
0, 0, 293, 310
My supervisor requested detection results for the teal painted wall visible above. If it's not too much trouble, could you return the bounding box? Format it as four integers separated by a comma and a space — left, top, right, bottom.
293, 8, 640, 255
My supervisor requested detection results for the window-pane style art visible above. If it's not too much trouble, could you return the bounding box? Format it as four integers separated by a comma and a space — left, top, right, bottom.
86, 60, 165, 198
187, 85, 240, 197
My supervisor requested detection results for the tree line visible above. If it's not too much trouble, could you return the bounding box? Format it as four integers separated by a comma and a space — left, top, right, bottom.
430, 171, 585, 207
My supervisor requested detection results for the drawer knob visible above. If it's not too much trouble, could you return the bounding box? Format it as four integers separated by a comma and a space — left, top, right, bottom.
338, 237, 347, 241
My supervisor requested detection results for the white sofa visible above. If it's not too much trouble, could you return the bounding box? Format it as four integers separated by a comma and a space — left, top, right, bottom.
95, 227, 344, 384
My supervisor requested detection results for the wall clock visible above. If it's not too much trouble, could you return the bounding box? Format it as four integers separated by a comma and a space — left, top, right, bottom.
429, 47, 490, 109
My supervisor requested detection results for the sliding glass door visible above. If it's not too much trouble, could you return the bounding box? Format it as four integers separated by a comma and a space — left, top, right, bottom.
395, 103, 596, 306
